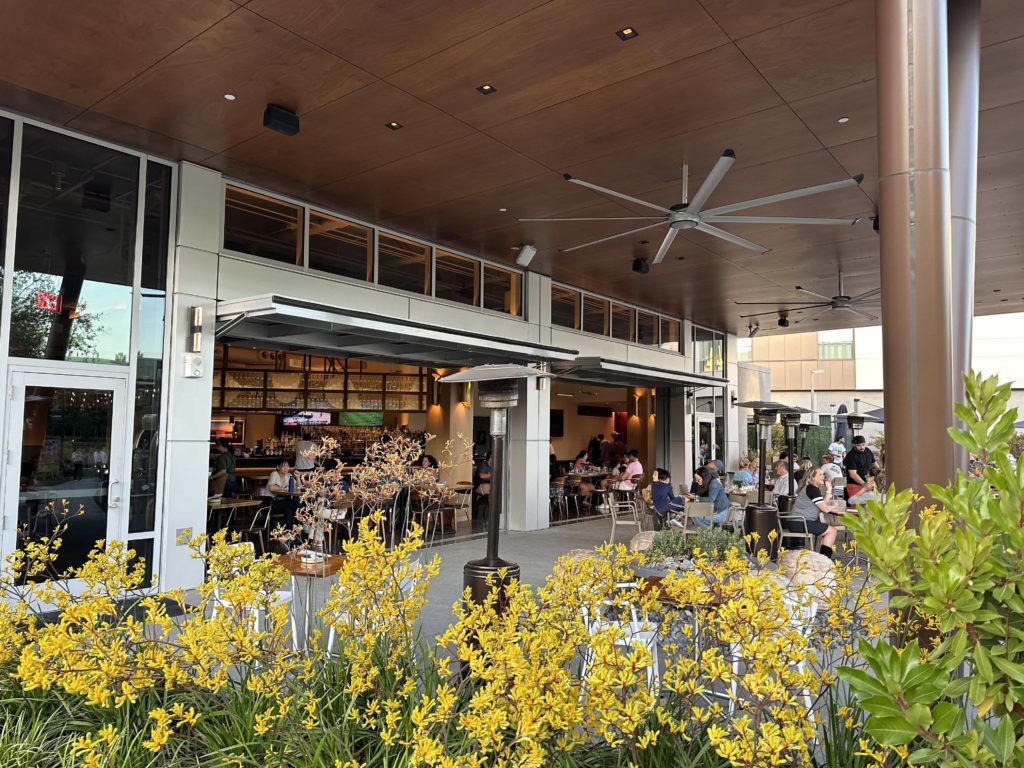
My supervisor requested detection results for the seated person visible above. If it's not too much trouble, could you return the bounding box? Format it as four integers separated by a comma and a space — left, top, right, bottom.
733, 457, 756, 486
782, 468, 839, 559
473, 452, 492, 514
419, 454, 440, 482
793, 458, 814, 485
820, 452, 845, 484
649, 468, 684, 530
614, 449, 644, 491
686, 467, 730, 527
847, 466, 885, 506
549, 453, 561, 480
771, 460, 796, 498
265, 459, 302, 528
571, 450, 595, 509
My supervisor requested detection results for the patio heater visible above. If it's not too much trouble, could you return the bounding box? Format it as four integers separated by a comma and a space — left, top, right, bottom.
778, 407, 813, 512
837, 411, 879, 442
734, 400, 787, 559
440, 364, 554, 609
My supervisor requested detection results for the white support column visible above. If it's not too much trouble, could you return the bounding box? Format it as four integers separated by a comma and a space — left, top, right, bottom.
159, 163, 223, 590
506, 377, 550, 531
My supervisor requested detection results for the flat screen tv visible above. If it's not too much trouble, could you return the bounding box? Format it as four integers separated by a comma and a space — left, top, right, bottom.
282, 410, 331, 426
337, 411, 384, 426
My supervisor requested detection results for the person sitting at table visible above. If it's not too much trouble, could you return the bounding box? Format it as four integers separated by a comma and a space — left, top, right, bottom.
473, 451, 492, 516
848, 466, 885, 506
419, 453, 440, 481
571, 450, 596, 510
733, 457, 756, 486
793, 457, 814, 485
266, 459, 302, 528
783, 467, 839, 559
650, 468, 684, 531
614, 449, 644, 491
686, 467, 730, 527
772, 460, 795, 499
820, 452, 845, 484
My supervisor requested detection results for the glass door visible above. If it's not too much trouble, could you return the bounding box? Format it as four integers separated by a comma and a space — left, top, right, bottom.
2, 371, 127, 587
695, 413, 715, 467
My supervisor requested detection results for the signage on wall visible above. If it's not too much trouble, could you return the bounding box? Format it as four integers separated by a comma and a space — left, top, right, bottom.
35, 291, 62, 313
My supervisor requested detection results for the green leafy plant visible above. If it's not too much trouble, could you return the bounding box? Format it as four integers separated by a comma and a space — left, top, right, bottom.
840, 372, 1024, 767
649, 526, 743, 564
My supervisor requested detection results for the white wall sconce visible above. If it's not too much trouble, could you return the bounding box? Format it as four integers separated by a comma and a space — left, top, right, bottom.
188, 306, 203, 353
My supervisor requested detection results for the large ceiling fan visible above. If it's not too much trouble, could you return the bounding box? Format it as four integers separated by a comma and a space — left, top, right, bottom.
735, 271, 881, 324
519, 149, 864, 263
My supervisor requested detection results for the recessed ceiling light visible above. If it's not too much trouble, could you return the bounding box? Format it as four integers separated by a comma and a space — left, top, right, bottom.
616, 27, 639, 41
477, 84, 497, 94
837, 116, 849, 124
498, 207, 507, 212
223, 93, 236, 101
385, 121, 403, 130
993, 288, 1001, 292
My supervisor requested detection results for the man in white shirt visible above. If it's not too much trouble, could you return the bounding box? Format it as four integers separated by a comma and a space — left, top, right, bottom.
828, 436, 847, 461
771, 460, 796, 499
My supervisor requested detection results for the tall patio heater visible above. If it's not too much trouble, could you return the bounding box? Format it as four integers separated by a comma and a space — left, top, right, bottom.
734, 400, 787, 559
836, 411, 880, 442
778, 406, 814, 512
440, 364, 554, 608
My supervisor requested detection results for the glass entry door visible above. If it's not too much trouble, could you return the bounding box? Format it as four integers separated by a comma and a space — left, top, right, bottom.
695, 413, 715, 467
2, 371, 127, 584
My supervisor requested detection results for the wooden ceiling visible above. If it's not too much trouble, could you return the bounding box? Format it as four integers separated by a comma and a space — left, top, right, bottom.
2, 0, 1023, 334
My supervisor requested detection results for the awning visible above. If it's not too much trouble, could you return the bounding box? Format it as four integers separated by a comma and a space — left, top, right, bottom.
551, 357, 728, 389
215, 294, 578, 366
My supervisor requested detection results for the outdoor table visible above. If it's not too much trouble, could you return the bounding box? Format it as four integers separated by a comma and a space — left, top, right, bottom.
275, 552, 347, 646
207, 497, 262, 530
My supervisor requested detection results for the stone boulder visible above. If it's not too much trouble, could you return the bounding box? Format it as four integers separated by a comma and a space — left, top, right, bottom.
629, 531, 657, 552
778, 549, 836, 604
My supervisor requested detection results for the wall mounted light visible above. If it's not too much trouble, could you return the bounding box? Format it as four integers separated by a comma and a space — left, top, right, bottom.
459, 382, 472, 406
430, 371, 441, 407
188, 306, 203, 353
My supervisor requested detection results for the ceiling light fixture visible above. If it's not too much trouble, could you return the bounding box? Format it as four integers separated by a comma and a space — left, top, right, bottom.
515, 244, 537, 267
499, 207, 508, 212
837, 116, 850, 123
477, 84, 497, 94
385, 121, 403, 130
223, 93, 236, 101
616, 26, 639, 40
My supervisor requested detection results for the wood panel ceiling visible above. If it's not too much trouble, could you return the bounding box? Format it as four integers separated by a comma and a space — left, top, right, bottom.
2, 0, 1024, 335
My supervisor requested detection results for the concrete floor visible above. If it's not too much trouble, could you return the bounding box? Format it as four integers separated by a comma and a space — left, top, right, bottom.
416, 517, 613, 640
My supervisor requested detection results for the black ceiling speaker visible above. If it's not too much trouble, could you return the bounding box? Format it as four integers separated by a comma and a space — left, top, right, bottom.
263, 104, 299, 136
777, 315, 790, 328
631, 257, 650, 274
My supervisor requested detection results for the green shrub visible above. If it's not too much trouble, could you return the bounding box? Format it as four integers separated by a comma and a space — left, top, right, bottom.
649, 526, 743, 564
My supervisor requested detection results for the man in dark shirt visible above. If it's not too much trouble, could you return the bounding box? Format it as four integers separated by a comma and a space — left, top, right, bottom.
843, 435, 875, 497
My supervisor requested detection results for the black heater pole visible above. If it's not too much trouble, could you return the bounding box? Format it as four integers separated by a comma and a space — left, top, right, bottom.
484, 415, 504, 562
757, 424, 768, 507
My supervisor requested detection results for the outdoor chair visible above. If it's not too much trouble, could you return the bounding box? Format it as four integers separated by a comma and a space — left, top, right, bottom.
668, 504, 700, 537
209, 542, 298, 650
778, 514, 817, 552
580, 582, 660, 697
609, 499, 643, 545
684, 500, 716, 528
242, 504, 273, 556
451, 482, 474, 531
550, 479, 568, 522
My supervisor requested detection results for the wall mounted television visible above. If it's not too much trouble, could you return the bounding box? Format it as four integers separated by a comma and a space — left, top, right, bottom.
282, 410, 331, 426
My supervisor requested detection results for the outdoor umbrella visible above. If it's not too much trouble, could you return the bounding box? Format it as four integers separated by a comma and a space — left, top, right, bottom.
866, 407, 885, 422
834, 403, 849, 442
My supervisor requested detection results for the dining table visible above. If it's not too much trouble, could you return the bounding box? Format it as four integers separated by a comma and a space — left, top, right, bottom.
275, 551, 348, 646
207, 497, 263, 531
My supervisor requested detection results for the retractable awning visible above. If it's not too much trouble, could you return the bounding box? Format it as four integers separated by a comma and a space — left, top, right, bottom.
551, 357, 728, 389
215, 295, 578, 366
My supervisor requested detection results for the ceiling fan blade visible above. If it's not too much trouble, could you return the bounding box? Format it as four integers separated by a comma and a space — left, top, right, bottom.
562, 173, 672, 214
518, 216, 665, 222
840, 306, 878, 321
702, 215, 860, 226
700, 174, 865, 217
559, 221, 668, 253
740, 308, 803, 319
734, 300, 826, 307
849, 287, 882, 301
650, 229, 679, 264
794, 306, 834, 324
687, 149, 735, 213
796, 286, 835, 302
695, 223, 770, 253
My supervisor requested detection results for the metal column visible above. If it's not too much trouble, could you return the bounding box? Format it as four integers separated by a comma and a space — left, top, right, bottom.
875, 0, 956, 506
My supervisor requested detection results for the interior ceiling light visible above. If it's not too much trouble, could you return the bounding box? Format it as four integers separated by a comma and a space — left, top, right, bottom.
223, 93, 236, 101
499, 207, 508, 212
837, 116, 850, 123
476, 84, 497, 94
385, 121, 403, 130
616, 26, 639, 40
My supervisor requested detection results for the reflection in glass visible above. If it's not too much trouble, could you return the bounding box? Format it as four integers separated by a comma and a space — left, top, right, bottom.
611, 303, 636, 343
660, 318, 680, 353
223, 185, 302, 265
308, 212, 372, 281
551, 285, 580, 330
637, 311, 658, 346
482, 266, 521, 316
17, 387, 113, 582
128, 538, 155, 588
0, 118, 13, 316
694, 325, 723, 375
130, 163, 171, 534
434, 251, 479, 306
582, 295, 609, 336
377, 233, 430, 294
12, 126, 138, 364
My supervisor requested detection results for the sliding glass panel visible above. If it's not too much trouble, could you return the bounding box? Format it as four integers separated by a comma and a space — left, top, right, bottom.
582, 295, 609, 336
223, 185, 302, 265
482, 265, 521, 316
434, 251, 479, 306
0, 118, 12, 318
130, 162, 172, 534
660, 318, 680, 353
551, 285, 580, 330
610, 303, 635, 342
637, 311, 658, 346
377, 233, 430, 294
11, 126, 138, 364
308, 211, 372, 281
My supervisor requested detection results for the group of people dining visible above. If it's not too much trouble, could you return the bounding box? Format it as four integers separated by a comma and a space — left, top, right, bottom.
552, 444, 645, 514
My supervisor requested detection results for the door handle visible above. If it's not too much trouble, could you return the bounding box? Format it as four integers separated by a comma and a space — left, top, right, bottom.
109, 479, 121, 509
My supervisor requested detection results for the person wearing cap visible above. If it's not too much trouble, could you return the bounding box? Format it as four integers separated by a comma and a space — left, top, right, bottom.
843, 435, 875, 497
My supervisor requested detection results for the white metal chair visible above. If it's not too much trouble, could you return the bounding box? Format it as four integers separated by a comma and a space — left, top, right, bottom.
778, 514, 818, 551
210, 542, 298, 650
685, 500, 716, 528
451, 484, 474, 531
580, 582, 660, 697
609, 499, 644, 544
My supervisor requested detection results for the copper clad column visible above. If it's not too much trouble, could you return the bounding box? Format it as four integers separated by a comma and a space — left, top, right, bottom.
948, 0, 981, 470
875, 0, 955, 503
